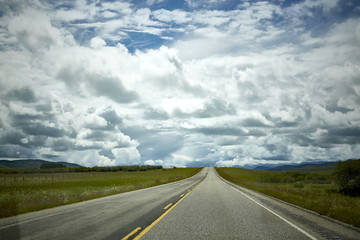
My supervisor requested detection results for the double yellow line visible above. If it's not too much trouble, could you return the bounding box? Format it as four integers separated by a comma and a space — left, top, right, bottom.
121, 181, 203, 240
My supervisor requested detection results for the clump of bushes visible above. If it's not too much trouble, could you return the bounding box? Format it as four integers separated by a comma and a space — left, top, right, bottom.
258, 172, 330, 184
40, 162, 66, 169
334, 160, 360, 196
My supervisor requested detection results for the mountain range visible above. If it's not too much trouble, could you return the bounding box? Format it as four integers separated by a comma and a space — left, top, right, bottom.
0, 159, 83, 169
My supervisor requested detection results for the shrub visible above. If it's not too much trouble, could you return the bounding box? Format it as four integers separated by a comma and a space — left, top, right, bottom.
334, 160, 360, 196
40, 162, 66, 169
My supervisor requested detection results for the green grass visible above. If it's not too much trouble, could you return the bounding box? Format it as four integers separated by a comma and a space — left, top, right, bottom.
0, 168, 201, 218
216, 167, 360, 228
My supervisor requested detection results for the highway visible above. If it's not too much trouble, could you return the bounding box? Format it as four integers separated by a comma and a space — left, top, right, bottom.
140, 168, 360, 240
0, 169, 206, 240
1, 167, 360, 240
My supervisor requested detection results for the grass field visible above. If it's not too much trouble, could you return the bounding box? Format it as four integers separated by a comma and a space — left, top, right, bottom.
0, 168, 201, 218
216, 167, 360, 228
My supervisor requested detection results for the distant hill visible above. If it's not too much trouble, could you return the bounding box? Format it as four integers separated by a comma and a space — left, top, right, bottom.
270, 162, 337, 172
254, 161, 339, 172
0, 159, 83, 169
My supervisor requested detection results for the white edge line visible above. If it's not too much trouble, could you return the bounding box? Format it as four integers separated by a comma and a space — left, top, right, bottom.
0, 169, 207, 230
0, 210, 73, 230
229, 185, 318, 240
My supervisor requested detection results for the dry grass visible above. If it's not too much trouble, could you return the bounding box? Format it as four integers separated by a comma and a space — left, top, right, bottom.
216, 167, 360, 228
0, 168, 201, 218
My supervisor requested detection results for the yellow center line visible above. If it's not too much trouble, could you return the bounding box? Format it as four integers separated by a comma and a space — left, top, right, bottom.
133, 180, 204, 240
121, 227, 141, 240
180, 194, 184, 198
163, 203, 172, 210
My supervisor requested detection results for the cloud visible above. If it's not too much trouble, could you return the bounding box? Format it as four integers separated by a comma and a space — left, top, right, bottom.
112, 147, 141, 166
90, 36, 106, 49
0, 0, 359, 168
144, 107, 169, 120
99, 107, 123, 126
144, 159, 163, 166
4, 87, 37, 103
173, 98, 236, 118
8, 9, 74, 52
153, 9, 191, 24
88, 75, 139, 104
216, 157, 255, 168
134, 130, 184, 162
54, 52, 140, 103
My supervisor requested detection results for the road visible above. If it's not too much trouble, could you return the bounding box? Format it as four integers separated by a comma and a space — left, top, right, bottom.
140, 168, 360, 240
1, 167, 360, 240
0, 169, 206, 240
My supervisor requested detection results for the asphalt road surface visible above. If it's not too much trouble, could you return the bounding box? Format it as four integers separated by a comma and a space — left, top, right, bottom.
1, 167, 360, 240
0, 169, 206, 240
140, 168, 360, 240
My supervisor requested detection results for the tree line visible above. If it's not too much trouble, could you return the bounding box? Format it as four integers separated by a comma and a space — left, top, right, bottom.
0, 163, 163, 174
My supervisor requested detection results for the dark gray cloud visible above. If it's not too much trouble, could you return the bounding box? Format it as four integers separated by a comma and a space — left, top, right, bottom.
6, 102, 65, 140
317, 127, 360, 147
195, 127, 246, 136
241, 118, 271, 128
100, 108, 123, 126
194, 99, 236, 118
0, 144, 36, 158
51, 138, 74, 152
35, 103, 53, 113
22, 123, 66, 138
5, 87, 36, 102
99, 149, 115, 160
174, 98, 236, 118
81, 130, 107, 141
275, 121, 300, 128
138, 133, 184, 161
194, 126, 266, 137
57, 66, 139, 104
0, 130, 26, 146
122, 126, 183, 161
216, 137, 245, 146
11, 113, 50, 127
144, 107, 169, 120
285, 134, 315, 147
89, 75, 139, 104
0, 129, 47, 149
325, 105, 354, 114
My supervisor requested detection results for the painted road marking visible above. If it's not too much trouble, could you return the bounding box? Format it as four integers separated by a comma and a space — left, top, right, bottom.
0, 209, 74, 230
229, 185, 317, 240
163, 203, 172, 210
133, 181, 204, 240
121, 227, 142, 240
180, 194, 184, 198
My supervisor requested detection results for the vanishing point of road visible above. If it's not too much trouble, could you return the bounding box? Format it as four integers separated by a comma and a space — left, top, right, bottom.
1, 167, 360, 240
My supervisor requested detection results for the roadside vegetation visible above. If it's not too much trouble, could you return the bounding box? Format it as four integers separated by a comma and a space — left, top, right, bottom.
0, 163, 163, 174
216, 160, 360, 228
0, 167, 201, 218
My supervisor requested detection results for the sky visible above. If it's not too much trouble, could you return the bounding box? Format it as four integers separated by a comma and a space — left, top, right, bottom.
0, 0, 360, 168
